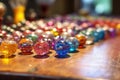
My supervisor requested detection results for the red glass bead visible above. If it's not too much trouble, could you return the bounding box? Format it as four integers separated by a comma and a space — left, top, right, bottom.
19, 38, 33, 55
33, 41, 50, 56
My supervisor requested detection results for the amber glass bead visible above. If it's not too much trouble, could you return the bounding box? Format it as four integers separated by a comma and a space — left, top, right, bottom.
76, 35, 86, 48
116, 24, 120, 35
0, 40, 18, 58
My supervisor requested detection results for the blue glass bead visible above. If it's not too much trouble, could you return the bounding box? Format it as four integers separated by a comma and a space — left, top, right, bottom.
54, 39, 70, 58
66, 37, 79, 52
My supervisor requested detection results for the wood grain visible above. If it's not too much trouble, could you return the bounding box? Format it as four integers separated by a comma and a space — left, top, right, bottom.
0, 37, 120, 80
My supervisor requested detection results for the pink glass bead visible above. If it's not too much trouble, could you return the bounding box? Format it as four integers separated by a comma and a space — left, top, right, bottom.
12, 31, 22, 42
33, 41, 50, 56
47, 21, 54, 26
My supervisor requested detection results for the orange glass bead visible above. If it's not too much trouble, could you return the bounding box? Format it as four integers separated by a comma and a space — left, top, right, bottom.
19, 38, 29, 44
0, 40, 18, 58
116, 24, 120, 35
76, 35, 86, 48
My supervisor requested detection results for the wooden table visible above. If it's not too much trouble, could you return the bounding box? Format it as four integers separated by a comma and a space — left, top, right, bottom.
0, 37, 120, 80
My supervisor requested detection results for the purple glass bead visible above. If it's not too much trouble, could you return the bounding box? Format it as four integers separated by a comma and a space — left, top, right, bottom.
109, 28, 116, 37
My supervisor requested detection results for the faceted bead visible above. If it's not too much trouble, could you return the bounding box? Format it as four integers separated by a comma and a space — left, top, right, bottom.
86, 30, 94, 45
50, 28, 59, 36
66, 37, 79, 52
61, 32, 71, 40
12, 31, 22, 42
97, 28, 105, 40
54, 39, 70, 58
0, 40, 18, 58
92, 31, 100, 42
35, 30, 43, 36
116, 24, 120, 35
87, 29, 100, 42
26, 33, 38, 43
109, 28, 116, 38
33, 41, 50, 55
86, 36, 94, 45
76, 34, 86, 48
19, 38, 33, 55
42, 31, 55, 49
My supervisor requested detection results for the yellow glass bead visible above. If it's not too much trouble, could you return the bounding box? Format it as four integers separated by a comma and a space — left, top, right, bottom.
0, 40, 18, 58
50, 28, 59, 36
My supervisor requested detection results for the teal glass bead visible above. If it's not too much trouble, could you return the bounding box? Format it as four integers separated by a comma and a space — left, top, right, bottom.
87, 28, 100, 42
92, 31, 99, 42
66, 37, 79, 52
97, 28, 105, 40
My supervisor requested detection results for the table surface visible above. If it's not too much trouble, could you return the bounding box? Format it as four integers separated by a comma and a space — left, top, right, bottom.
0, 36, 120, 80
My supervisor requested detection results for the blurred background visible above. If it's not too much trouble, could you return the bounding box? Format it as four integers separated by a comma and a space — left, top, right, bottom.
1, 0, 120, 23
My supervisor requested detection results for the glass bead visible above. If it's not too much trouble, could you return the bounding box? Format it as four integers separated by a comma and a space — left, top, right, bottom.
0, 40, 18, 58
76, 34, 86, 48
97, 29, 105, 40
50, 28, 59, 36
54, 39, 70, 58
66, 37, 79, 52
33, 41, 50, 55
12, 31, 22, 42
26, 33, 38, 43
61, 32, 71, 40
116, 24, 120, 35
19, 38, 33, 55
86, 36, 94, 45
92, 31, 100, 42
42, 31, 55, 49
109, 28, 116, 37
